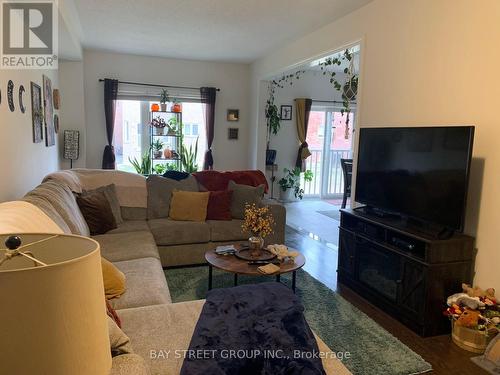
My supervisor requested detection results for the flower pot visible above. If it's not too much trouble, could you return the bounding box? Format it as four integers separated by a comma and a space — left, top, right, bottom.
160, 103, 167, 111
279, 188, 294, 202
172, 103, 182, 113
163, 148, 172, 159
153, 151, 162, 159
155, 127, 164, 136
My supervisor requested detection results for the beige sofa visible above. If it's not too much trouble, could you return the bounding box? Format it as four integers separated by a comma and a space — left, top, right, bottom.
0, 169, 351, 375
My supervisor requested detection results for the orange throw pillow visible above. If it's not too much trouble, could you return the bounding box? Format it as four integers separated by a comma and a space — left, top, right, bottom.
169, 190, 210, 222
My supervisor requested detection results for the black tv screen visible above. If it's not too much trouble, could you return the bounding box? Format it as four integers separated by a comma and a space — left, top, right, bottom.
355, 126, 474, 231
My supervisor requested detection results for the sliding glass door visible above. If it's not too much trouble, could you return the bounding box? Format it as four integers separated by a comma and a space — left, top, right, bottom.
302, 103, 354, 198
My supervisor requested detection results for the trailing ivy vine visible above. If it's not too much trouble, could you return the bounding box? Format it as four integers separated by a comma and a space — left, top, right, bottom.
265, 48, 358, 143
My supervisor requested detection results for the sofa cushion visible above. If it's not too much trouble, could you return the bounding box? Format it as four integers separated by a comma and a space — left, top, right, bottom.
169, 191, 209, 222
207, 220, 249, 242
110, 354, 150, 375
228, 180, 265, 219
92, 231, 159, 262
109, 257, 171, 310
146, 175, 199, 219
76, 191, 117, 235
82, 184, 123, 224
23, 181, 90, 236
102, 257, 126, 300
148, 218, 210, 246
107, 220, 150, 234
121, 207, 147, 221
108, 315, 133, 357
118, 301, 205, 375
206, 190, 233, 220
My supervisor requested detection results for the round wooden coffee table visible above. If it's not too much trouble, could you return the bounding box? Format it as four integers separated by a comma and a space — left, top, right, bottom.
205, 247, 305, 292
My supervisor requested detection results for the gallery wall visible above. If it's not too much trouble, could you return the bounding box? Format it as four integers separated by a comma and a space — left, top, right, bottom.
0, 70, 60, 202
81, 50, 251, 171
250, 0, 500, 290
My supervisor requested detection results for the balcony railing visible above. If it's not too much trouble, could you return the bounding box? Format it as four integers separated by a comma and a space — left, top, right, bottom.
302, 149, 351, 197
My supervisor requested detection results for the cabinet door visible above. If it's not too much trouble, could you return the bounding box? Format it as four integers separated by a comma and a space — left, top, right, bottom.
338, 229, 356, 276
398, 259, 426, 319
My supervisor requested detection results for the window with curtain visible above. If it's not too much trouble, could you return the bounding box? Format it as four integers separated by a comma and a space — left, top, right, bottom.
113, 85, 207, 173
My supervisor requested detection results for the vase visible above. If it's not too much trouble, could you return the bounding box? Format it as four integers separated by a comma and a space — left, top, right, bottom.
248, 236, 264, 258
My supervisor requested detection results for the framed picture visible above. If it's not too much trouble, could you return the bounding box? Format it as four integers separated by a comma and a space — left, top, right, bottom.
280, 105, 292, 121
43, 75, 55, 147
30, 82, 43, 143
228, 128, 239, 140
53, 88, 60, 109
227, 109, 239, 122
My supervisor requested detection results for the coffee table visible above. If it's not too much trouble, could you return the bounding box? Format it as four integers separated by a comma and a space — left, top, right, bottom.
205, 246, 305, 292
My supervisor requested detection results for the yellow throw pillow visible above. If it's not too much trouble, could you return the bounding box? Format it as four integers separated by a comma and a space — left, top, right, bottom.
169, 190, 210, 222
101, 257, 126, 299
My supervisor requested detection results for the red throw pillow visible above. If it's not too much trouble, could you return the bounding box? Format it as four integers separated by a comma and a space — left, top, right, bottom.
206, 190, 233, 220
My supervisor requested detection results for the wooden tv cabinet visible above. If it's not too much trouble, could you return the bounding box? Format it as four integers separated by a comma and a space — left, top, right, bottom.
338, 208, 474, 337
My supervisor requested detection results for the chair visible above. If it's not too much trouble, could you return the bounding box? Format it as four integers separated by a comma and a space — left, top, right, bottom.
340, 158, 353, 209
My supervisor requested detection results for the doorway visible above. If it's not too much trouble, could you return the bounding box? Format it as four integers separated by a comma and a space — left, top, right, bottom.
302, 103, 354, 199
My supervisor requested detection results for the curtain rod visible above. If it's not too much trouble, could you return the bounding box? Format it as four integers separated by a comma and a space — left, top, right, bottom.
98, 79, 220, 92
295, 99, 357, 105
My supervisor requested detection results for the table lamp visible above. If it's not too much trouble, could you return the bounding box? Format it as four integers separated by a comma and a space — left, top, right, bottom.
0, 233, 111, 375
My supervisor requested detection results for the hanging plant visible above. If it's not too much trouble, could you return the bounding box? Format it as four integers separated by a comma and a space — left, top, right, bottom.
319, 49, 358, 139
265, 70, 305, 147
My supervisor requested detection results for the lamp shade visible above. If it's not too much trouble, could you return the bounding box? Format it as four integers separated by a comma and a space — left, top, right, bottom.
0, 234, 111, 375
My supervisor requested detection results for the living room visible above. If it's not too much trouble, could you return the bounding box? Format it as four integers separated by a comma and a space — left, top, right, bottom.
1, 1, 500, 374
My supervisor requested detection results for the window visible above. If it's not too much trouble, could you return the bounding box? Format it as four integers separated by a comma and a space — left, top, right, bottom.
113, 100, 206, 173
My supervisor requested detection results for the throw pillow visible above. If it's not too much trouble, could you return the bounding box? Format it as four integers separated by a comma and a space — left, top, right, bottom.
146, 175, 199, 219
82, 184, 123, 224
101, 257, 126, 300
228, 180, 265, 219
169, 190, 210, 222
206, 190, 233, 220
76, 191, 117, 235
107, 315, 133, 357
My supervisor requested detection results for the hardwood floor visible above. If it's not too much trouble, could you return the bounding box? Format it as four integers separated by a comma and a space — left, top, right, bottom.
285, 225, 487, 375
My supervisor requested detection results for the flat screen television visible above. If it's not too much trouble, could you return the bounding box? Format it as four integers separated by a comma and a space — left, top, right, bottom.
355, 126, 474, 232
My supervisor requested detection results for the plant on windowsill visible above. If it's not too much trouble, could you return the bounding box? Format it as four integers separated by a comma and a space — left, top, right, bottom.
159, 89, 169, 111
152, 139, 164, 159
152, 163, 168, 175
278, 167, 313, 201
150, 116, 167, 135
167, 117, 179, 135
128, 147, 152, 175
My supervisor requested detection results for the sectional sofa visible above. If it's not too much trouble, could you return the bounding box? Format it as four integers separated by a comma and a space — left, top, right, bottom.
0, 169, 351, 375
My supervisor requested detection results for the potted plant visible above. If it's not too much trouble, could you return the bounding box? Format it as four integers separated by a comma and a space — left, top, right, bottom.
150, 116, 167, 135
152, 163, 167, 175
171, 99, 182, 113
180, 137, 199, 173
241, 203, 275, 258
159, 89, 169, 111
128, 148, 152, 175
167, 117, 179, 135
278, 167, 313, 202
152, 139, 164, 159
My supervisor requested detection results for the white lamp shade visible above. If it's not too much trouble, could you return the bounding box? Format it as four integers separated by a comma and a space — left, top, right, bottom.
0, 234, 111, 375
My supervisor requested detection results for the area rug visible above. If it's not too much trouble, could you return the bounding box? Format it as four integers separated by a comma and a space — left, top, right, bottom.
317, 209, 341, 221
165, 267, 432, 375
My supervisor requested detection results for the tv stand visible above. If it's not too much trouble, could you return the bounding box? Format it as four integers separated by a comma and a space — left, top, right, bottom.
338, 208, 474, 336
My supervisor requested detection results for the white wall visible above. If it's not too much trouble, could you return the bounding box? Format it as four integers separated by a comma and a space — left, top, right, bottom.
0, 70, 60, 201
59, 61, 86, 168
251, 0, 500, 291
267, 70, 347, 170
82, 50, 251, 171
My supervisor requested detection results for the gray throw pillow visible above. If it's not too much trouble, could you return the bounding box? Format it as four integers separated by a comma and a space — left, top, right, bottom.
228, 180, 265, 219
82, 184, 123, 224
146, 175, 199, 219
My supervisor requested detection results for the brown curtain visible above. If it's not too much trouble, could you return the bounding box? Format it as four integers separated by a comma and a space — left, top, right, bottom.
102, 79, 119, 169
200, 87, 217, 170
295, 98, 313, 169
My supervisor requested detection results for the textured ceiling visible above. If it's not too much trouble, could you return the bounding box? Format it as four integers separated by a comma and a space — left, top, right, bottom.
74, 0, 372, 63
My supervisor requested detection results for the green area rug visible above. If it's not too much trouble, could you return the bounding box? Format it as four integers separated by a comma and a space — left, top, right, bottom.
165, 267, 432, 375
